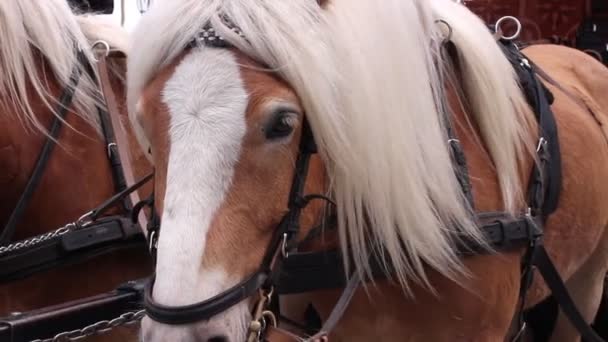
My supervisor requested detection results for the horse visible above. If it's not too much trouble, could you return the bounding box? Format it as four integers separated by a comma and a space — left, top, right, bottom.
0, 1, 152, 340
127, 0, 608, 341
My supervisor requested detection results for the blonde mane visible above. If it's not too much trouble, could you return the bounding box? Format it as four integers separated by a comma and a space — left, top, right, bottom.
0, 0, 128, 135
128, 0, 533, 290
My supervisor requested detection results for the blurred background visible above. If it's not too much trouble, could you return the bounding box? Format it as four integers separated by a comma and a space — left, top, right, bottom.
71, 0, 607, 64
68, 0, 147, 31
108, 0, 143, 31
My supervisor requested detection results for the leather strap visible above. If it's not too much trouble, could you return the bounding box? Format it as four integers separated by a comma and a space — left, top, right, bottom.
499, 41, 562, 217
533, 244, 605, 342
275, 213, 538, 295
144, 272, 268, 325
0, 279, 145, 342
0, 217, 146, 284
306, 273, 360, 342
96, 55, 148, 231
0, 171, 151, 283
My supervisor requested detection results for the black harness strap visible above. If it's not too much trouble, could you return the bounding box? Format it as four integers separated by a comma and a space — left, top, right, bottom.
0, 173, 152, 283
499, 41, 605, 342
0, 217, 146, 284
0, 279, 145, 342
274, 213, 542, 294
439, 41, 475, 209
0, 51, 86, 246
499, 42, 562, 218
532, 243, 605, 342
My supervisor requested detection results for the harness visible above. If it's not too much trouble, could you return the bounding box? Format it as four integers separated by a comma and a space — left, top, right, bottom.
141, 25, 606, 342
0, 47, 151, 283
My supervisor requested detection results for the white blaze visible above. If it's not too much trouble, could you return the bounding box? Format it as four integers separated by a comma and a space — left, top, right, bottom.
153, 47, 247, 308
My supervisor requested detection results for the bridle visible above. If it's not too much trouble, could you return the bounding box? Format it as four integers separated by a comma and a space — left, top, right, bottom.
144, 120, 322, 328
142, 17, 606, 342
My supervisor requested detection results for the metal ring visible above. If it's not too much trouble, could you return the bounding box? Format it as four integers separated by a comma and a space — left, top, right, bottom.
77, 211, 94, 228
435, 19, 453, 45
536, 137, 547, 152
261, 311, 277, 328
91, 40, 111, 62
107, 142, 117, 159
495, 16, 522, 41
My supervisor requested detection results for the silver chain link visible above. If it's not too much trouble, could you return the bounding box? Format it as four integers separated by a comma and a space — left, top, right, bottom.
30, 310, 146, 342
0, 223, 77, 257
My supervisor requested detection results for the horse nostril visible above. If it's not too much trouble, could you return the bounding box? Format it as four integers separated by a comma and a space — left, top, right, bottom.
207, 336, 228, 342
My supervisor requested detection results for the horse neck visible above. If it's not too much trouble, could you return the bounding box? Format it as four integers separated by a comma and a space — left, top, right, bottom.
280, 80, 516, 333
0, 56, 151, 240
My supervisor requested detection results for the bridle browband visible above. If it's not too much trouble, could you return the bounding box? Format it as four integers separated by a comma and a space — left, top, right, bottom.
143, 18, 606, 342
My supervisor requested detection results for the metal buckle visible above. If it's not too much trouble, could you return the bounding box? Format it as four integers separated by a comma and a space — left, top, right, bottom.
91, 40, 110, 62
524, 209, 543, 245
536, 137, 548, 153
107, 142, 117, 159
435, 19, 453, 45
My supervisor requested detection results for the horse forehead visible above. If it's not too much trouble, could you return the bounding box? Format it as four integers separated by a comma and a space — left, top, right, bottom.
234, 54, 301, 119
139, 48, 246, 129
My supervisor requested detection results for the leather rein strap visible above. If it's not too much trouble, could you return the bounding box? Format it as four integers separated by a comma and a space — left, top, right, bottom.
95, 52, 149, 229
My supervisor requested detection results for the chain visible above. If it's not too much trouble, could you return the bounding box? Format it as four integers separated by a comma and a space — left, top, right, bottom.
0, 223, 77, 257
30, 310, 146, 342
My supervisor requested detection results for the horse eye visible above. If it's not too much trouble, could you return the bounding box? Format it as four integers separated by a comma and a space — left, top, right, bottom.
264, 111, 297, 140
